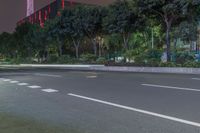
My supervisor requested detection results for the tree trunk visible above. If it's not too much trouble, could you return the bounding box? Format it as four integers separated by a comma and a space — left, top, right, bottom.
173, 38, 178, 62
92, 39, 97, 56
75, 46, 79, 59
122, 33, 130, 50
165, 20, 172, 62
99, 42, 101, 57
72, 38, 80, 59
58, 45, 63, 57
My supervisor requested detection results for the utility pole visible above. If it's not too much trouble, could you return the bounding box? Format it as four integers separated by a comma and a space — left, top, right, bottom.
27, 0, 34, 16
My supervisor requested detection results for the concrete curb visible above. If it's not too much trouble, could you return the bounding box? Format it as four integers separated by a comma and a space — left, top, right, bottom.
1, 64, 200, 75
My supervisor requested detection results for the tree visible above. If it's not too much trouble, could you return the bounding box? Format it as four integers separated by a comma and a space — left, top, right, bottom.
0, 32, 17, 58
81, 5, 105, 56
104, 0, 143, 50
61, 6, 85, 58
137, 0, 200, 61
14, 22, 37, 57
47, 16, 65, 57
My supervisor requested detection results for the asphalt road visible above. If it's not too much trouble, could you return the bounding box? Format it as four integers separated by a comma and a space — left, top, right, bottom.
0, 68, 200, 133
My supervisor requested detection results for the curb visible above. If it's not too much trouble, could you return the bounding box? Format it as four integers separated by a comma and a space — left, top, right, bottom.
1, 64, 200, 75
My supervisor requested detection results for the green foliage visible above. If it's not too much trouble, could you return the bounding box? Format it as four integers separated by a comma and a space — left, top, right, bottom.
104, 0, 143, 49
57, 55, 78, 64
146, 49, 162, 61
10, 57, 35, 64
0, 0, 200, 66
96, 57, 107, 64
176, 52, 195, 64
80, 54, 97, 63
159, 62, 177, 67
183, 61, 200, 68
137, 0, 200, 61
46, 55, 59, 63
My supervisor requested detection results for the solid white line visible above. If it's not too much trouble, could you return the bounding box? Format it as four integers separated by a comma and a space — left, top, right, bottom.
41, 89, 59, 93
28, 85, 41, 89
18, 83, 29, 86
192, 78, 200, 81
68, 93, 200, 128
142, 84, 200, 92
10, 81, 19, 83
34, 73, 61, 78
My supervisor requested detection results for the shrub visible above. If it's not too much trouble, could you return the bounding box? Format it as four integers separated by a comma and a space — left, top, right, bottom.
96, 57, 107, 64
159, 62, 177, 67
183, 61, 200, 68
146, 49, 162, 61
46, 55, 58, 63
146, 59, 160, 67
134, 54, 146, 64
80, 53, 97, 63
57, 55, 78, 64
176, 52, 195, 64
10, 57, 34, 64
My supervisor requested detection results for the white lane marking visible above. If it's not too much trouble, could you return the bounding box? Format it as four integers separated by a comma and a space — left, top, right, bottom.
192, 78, 200, 81
3, 79, 11, 82
142, 84, 200, 92
18, 83, 29, 86
34, 73, 61, 78
42, 89, 59, 93
86, 75, 97, 79
28, 85, 41, 89
68, 93, 200, 128
10, 81, 19, 83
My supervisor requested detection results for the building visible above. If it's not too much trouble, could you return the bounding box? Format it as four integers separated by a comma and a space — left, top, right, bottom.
17, 0, 114, 27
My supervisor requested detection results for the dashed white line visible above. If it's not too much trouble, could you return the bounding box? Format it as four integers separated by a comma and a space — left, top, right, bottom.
18, 83, 29, 86
86, 75, 97, 79
142, 84, 200, 92
42, 89, 59, 93
192, 78, 200, 81
34, 73, 61, 78
68, 93, 200, 128
10, 81, 19, 83
28, 85, 42, 89
3, 79, 11, 82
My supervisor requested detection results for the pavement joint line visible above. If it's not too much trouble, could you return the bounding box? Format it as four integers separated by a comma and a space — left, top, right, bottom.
28, 85, 42, 89
68, 93, 200, 128
34, 73, 62, 78
18, 83, 29, 86
142, 84, 200, 92
41, 89, 59, 93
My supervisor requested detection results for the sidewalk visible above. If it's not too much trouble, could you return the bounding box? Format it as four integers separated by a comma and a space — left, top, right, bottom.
1, 64, 200, 75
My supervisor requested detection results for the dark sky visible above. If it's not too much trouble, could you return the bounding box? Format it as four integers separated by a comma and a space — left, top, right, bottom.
0, 0, 113, 33
0, 0, 54, 33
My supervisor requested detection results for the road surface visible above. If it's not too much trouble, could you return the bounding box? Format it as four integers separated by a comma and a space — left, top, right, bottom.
0, 68, 200, 133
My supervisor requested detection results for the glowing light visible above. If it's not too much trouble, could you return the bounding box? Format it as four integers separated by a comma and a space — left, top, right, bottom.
62, 0, 65, 9
27, 0, 34, 16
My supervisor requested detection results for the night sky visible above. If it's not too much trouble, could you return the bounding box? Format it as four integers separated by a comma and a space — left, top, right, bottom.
0, 0, 113, 33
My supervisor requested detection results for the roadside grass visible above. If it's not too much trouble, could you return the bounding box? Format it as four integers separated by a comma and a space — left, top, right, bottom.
0, 113, 81, 133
